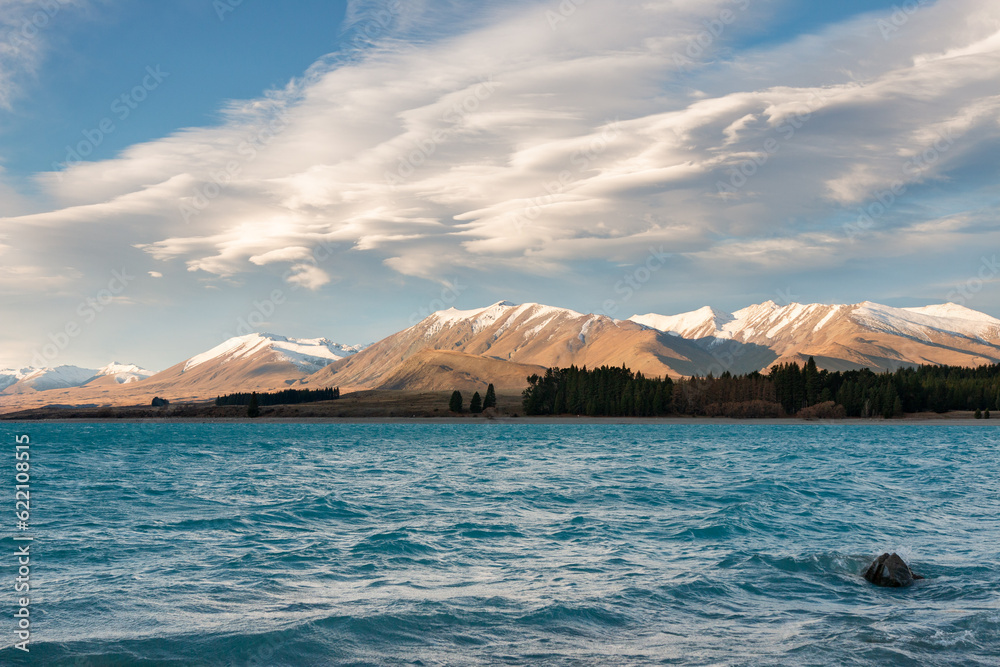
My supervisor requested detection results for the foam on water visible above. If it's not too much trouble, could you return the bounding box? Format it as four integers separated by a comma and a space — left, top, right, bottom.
2, 423, 999, 666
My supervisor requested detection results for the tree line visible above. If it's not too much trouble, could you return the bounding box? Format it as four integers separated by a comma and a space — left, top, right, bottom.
522, 365, 674, 416
215, 387, 340, 407
519, 359, 1000, 418
449, 384, 497, 413
767, 359, 1000, 417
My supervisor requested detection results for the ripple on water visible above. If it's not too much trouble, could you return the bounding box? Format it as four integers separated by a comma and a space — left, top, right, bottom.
7, 423, 1000, 666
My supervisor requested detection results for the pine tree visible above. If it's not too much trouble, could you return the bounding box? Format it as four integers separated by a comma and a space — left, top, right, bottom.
449, 390, 464, 413
986, 409, 991, 419
247, 393, 260, 418
805, 356, 820, 406
881, 386, 899, 419
975, 407, 982, 419
470, 391, 483, 414
483, 383, 496, 409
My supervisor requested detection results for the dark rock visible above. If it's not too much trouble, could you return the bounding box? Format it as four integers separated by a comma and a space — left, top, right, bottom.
863, 552, 923, 587
151, 397, 170, 407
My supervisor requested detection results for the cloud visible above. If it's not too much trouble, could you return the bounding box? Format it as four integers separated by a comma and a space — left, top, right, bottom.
285, 263, 332, 290
0, 263, 82, 291
1, 0, 999, 301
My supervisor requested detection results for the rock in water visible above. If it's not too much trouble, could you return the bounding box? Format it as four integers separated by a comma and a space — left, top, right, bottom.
863, 552, 922, 587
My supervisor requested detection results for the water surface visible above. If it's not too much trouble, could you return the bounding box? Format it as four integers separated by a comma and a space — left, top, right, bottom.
3, 423, 998, 665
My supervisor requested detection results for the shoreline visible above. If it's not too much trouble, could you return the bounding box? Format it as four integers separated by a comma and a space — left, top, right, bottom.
2, 416, 998, 425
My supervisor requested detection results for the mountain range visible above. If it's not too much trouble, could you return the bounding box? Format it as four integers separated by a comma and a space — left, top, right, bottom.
3, 299, 1000, 413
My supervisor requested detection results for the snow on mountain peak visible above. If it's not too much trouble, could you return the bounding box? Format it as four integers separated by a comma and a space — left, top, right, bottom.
0, 367, 37, 392
630, 306, 734, 338
98, 362, 151, 376
97, 362, 155, 384
425, 301, 586, 337
430, 302, 517, 327
902, 302, 1000, 324
183, 333, 363, 372
11, 365, 100, 391
854, 302, 1000, 341
0, 367, 35, 379
631, 299, 1000, 345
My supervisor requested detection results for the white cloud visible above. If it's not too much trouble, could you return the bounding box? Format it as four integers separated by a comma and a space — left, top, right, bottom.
1, 0, 999, 299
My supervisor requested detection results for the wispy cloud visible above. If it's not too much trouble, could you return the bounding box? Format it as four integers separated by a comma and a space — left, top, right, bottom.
2, 0, 999, 305
0, 0, 88, 108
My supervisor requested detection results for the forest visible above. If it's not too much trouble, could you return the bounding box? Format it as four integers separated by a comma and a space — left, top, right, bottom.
522, 359, 1000, 418
215, 387, 341, 407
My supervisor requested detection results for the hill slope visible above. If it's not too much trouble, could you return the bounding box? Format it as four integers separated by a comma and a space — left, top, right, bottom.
631, 301, 1000, 371
304, 301, 762, 391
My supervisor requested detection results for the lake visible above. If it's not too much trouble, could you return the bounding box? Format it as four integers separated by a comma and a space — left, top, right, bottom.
3, 423, 998, 665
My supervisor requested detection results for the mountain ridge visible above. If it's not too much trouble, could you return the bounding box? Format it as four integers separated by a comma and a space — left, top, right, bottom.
3, 299, 1000, 413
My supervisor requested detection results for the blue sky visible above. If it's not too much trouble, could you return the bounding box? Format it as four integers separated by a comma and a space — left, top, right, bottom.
2, 0, 1000, 371
1, 0, 349, 178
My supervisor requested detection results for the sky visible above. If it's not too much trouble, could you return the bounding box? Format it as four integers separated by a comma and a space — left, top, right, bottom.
1, 0, 1000, 371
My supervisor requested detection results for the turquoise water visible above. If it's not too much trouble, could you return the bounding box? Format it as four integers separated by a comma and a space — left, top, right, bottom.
2, 423, 999, 666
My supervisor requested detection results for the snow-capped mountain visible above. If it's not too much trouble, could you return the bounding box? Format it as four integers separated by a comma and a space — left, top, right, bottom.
0, 334, 365, 411
119, 333, 368, 400
304, 301, 727, 391
183, 333, 364, 374
632, 301, 1000, 343
631, 301, 1000, 371
5, 299, 1000, 413
1, 365, 100, 394
94, 362, 155, 385
0, 368, 36, 392
1, 362, 157, 394
629, 306, 736, 340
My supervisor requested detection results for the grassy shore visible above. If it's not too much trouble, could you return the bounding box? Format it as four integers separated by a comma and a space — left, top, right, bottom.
1, 389, 996, 423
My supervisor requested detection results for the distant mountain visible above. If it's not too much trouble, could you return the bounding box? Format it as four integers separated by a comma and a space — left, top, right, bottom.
183, 333, 362, 374
1, 365, 100, 394
1, 362, 156, 394
0, 368, 36, 392
303, 301, 740, 392
91, 362, 156, 385
0, 334, 364, 412
135, 333, 366, 400
630, 301, 1000, 371
4, 299, 1000, 413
